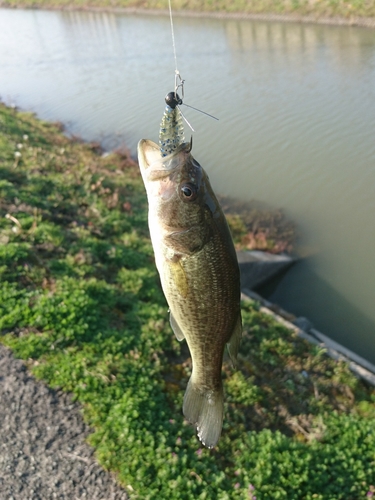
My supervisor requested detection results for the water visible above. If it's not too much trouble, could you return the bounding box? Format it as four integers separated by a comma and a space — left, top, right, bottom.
1, 9, 375, 363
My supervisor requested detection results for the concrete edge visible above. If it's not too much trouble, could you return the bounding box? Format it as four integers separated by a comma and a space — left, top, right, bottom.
241, 289, 375, 387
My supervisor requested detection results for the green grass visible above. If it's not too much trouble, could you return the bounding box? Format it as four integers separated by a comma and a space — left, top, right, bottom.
1, 103, 375, 499
1, 0, 375, 20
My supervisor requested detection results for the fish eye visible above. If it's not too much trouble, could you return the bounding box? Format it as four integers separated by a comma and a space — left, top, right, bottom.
180, 183, 198, 201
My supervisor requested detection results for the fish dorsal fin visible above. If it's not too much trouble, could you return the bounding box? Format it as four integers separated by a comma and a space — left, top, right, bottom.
169, 312, 185, 341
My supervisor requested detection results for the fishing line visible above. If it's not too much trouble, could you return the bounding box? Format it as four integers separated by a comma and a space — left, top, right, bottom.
159, 0, 219, 156
167, 0, 218, 124
168, 0, 179, 82
167, 0, 187, 110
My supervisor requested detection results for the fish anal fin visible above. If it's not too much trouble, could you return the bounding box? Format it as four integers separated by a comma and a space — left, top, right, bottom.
227, 314, 242, 369
169, 312, 185, 341
183, 377, 224, 449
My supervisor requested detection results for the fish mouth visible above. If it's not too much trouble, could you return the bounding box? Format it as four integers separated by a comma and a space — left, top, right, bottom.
137, 139, 192, 181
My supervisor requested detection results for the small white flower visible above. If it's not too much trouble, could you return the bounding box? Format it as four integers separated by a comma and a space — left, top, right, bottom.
14, 151, 22, 158
17, 143, 23, 149
23, 134, 29, 141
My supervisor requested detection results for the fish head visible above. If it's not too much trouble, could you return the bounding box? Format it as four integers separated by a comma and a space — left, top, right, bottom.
137, 139, 217, 254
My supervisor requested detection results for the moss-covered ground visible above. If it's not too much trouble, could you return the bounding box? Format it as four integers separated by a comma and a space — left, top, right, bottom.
1, 103, 375, 499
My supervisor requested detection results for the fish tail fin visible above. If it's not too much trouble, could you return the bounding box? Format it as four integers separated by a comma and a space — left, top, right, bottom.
183, 377, 224, 449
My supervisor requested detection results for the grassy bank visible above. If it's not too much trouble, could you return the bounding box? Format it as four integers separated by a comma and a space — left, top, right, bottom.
1, 0, 375, 22
1, 103, 375, 499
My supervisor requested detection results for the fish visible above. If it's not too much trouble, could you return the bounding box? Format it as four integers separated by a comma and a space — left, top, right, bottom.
137, 136, 242, 448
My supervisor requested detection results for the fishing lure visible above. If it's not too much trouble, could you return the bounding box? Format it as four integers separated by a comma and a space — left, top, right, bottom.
159, 73, 217, 157
159, 72, 189, 157
159, 91, 185, 157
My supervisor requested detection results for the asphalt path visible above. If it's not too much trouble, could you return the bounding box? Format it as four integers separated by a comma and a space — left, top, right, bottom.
0, 344, 129, 500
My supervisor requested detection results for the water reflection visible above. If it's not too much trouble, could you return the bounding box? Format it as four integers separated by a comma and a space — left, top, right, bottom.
225, 18, 375, 60
59, 11, 121, 59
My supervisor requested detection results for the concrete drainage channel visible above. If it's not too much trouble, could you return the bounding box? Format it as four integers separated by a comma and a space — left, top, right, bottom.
239, 250, 375, 387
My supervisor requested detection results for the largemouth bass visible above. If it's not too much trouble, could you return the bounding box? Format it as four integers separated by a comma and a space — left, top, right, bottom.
138, 137, 242, 448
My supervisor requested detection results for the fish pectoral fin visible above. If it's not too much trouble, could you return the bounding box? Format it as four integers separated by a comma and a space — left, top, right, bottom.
227, 314, 242, 369
169, 312, 185, 341
183, 378, 224, 449
168, 259, 189, 298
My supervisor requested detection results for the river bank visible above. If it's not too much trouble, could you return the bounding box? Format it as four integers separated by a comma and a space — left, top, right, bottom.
1, 2, 375, 28
2, 7, 375, 366
1, 103, 375, 499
